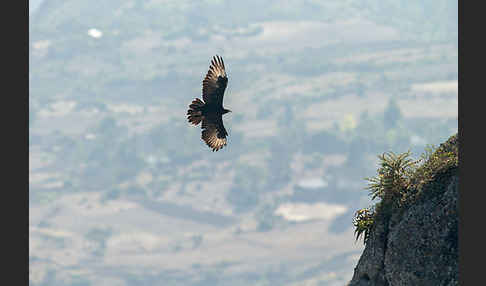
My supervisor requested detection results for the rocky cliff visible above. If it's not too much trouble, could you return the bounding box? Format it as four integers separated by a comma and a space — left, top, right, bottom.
349, 134, 458, 286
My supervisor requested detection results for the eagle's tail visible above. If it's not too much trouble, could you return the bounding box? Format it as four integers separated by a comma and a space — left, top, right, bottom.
187, 98, 205, 126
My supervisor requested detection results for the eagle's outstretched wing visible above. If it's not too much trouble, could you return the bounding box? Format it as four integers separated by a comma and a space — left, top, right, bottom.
201, 114, 228, 152
202, 55, 228, 106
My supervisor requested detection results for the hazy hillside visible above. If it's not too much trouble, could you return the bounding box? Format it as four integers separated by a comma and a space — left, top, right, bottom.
29, 0, 457, 285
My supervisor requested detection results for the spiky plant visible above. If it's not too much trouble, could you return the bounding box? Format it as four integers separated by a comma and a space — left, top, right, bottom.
354, 151, 419, 244
353, 207, 375, 244
365, 151, 419, 207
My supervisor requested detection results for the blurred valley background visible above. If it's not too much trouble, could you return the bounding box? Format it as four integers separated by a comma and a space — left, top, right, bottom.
29, 0, 458, 285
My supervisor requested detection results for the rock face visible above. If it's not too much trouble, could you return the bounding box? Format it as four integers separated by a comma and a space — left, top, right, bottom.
348, 135, 458, 286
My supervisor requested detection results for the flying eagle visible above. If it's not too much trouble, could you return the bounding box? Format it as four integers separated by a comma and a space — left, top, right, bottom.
187, 55, 231, 152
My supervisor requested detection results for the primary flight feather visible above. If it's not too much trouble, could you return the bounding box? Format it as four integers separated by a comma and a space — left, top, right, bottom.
187, 55, 231, 151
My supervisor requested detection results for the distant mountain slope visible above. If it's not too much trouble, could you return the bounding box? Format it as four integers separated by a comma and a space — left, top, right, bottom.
30, 0, 457, 41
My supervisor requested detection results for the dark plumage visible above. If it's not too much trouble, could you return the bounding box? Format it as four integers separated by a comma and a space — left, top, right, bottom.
187, 55, 231, 151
